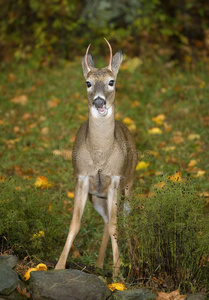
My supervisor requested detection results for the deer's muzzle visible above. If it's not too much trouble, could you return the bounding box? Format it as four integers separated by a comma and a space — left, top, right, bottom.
93, 97, 107, 115
93, 97, 106, 108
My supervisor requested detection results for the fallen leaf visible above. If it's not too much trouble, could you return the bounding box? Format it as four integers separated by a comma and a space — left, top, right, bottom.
148, 127, 162, 134
0, 176, 5, 181
123, 117, 135, 126
172, 136, 184, 144
67, 191, 74, 198
29, 122, 37, 128
33, 230, 45, 238
168, 172, 182, 182
41, 127, 49, 135
107, 282, 127, 291
47, 98, 60, 108
62, 149, 72, 160
17, 284, 30, 298
157, 291, 170, 299
136, 161, 150, 170
193, 170, 206, 178
13, 126, 20, 133
52, 149, 62, 158
187, 133, 200, 141
149, 150, 159, 157
188, 159, 198, 168
11, 95, 27, 106
154, 181, 166, 189
157, 290, 187, 300
162, 146, 176, 152
199, 191, 209, 198
170, 131, 184, 144
5, 138, 21, 145
24, 263, 47, 280
152, 114, 166, 125
22, 113, 32, 121
34, 176, 53, 189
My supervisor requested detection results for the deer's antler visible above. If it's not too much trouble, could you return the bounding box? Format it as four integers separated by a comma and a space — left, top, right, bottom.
85, 44, 91, 73
104, 38, 112, 71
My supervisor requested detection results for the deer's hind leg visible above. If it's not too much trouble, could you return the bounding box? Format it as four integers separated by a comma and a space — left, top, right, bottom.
90, 195, 109, 269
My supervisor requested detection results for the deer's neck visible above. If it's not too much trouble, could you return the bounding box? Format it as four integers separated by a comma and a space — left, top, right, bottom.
87, 105, 115, 151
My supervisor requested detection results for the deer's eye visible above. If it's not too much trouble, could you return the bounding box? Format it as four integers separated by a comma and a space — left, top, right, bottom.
108, 80, 114, 86
86, 81, 91, 88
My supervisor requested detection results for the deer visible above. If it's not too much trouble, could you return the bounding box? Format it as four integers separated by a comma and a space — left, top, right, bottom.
55, 38, 137, 278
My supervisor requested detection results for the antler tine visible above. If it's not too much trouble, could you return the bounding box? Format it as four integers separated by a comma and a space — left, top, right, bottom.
104, 38, 112, 71
85, 44, 91, 73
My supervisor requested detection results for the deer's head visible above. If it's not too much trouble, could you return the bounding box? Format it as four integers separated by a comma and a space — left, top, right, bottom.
82, 38, 123, 117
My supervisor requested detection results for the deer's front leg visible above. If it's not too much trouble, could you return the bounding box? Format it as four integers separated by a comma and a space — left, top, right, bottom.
108, 176, 121, 278
55, 175, 89, 269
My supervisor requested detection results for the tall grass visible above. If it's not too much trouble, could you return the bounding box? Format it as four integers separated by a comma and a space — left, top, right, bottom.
119, 176, 209, 293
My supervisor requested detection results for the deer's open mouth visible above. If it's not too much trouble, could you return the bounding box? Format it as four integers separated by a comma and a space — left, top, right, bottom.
97, 106, 108, 115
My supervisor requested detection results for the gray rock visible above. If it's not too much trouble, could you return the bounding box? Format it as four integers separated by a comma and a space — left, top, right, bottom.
0, 291, 29, 300
186, 293, 206, 300
30, 269, 112, 300
112, 288, 156, 300
0, 264, 20, 296
0, 256, 18, 269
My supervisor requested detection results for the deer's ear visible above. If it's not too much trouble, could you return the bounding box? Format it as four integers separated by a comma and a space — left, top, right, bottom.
82, 53, 94, 78
111, 49, 123, 77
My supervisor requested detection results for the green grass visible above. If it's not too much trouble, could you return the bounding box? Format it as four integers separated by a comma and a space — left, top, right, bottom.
0, 56, 209, 291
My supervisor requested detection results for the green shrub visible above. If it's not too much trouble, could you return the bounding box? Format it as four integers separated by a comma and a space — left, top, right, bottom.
0, 176, 69, 261
119, 175, 209, 293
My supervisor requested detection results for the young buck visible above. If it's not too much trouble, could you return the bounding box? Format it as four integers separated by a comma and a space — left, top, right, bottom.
55, 38, 137, 277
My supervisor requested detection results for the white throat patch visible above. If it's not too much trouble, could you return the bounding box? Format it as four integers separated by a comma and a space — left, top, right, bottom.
91, 106, 113, 118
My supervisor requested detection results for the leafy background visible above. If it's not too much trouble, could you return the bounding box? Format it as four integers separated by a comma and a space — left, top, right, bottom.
1, 0, 209, 65
0, 0, 209, 298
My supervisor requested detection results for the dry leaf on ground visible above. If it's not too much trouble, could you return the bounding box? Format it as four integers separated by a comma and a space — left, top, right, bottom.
193, 170, 206, 178
107, 282, 127, 291
167, 172, 182, 182
148, 127, 162, 134
152, 114, 166, 125
67, 191, 74, 198
188, 159, 198, 168
24, 263, 47, 280
17, 284, 30, 298
157, 290, 187, 300
187, 133, 200, 141
11, 95, 28, 105
32, 231, 45, 238
34, 176, 53, 189
47, 98, 60, 108
123, 117, 135, 125
136, 161, 150, 170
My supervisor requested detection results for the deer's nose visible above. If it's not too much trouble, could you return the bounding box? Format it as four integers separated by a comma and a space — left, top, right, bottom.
93, 97, 106, 109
